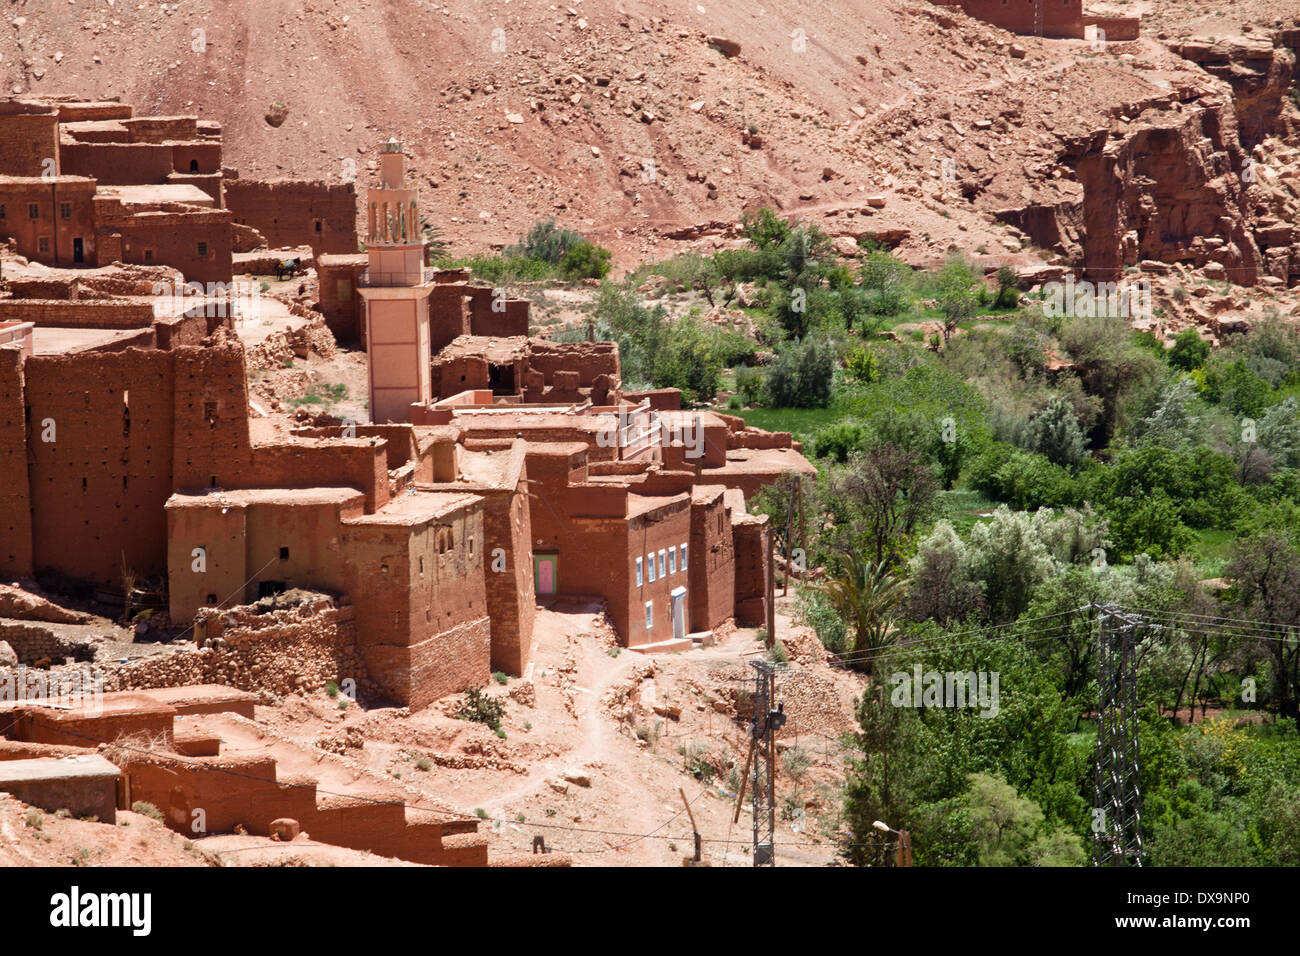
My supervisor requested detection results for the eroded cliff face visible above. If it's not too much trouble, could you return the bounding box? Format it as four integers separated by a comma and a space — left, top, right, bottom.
1073, 92, 1260, 283
999, 29, 1300, 288
1170, 37, 1297, 147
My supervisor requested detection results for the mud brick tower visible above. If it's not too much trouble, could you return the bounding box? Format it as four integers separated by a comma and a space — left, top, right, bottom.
358, 138, 435, 423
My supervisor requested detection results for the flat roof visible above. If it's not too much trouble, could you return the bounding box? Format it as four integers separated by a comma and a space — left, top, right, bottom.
98, 183, 215, 206
706, 447, 817, 478
626, 491, 691, 520
0, 755, 121, 785
165, 487, 364, 509
30, 325, 150, 355
439, 334, 529, 363
344, 490, 482, 527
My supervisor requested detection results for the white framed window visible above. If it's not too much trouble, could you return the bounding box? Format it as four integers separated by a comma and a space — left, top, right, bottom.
645, 601, 653, 629
636, 556, 643, 587
668, 548, 677, 575
647, 554, 655, 583
658, 549, 666, 578
680, 543, 688, 570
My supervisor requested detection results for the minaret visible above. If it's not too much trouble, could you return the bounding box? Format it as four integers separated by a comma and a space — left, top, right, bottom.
358, 138, 435, 423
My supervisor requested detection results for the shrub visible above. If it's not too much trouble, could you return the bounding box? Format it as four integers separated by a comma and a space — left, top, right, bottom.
509, 218, 584, 264
844, 345, 879, 385
811, 420, 868, 462
1028, 396, 1088, 468
1168, 328, 1210, 371
735, 366, 766, 406
1104, 494, 1194, 560
457, 686, 507, 731
131, 801, 164, 822
968, 444, 1080, 510
559, 240, 612, 279
797, 588, 850, 654
783, 745, 813, 783
994, 266, 1020, 309
859, 250, 911, 316
766, 336, 835, 408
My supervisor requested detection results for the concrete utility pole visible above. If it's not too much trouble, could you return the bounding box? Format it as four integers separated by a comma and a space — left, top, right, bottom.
749, 660, 785, 866
1091, 603, 1145, 866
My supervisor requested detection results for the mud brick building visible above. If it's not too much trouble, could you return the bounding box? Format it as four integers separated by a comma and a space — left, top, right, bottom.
224, 178, 358, 258
929, 0, 1139, 41
0, 96, 355, 284
0, 130, 814, 712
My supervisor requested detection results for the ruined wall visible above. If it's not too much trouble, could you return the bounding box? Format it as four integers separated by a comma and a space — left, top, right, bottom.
689, 491, 735, 633
527, 340, 620, 387
240, 443, 389, 513
732, 518, 769, 628
480, 474, 536, 675
0, 104, 59, 176
316, 254, 367, 343
429, 284, 471, 352
224, 179, 358, 257
0, 347, 33, 577
460, 285, 530, 338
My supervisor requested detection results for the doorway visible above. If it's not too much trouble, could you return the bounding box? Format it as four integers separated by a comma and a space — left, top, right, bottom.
72, 237, 84, 263
670, 586, 687, 641
534, 554, 557, 595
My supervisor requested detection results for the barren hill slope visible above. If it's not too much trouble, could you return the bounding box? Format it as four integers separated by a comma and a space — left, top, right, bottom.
3, 0, 1298, 274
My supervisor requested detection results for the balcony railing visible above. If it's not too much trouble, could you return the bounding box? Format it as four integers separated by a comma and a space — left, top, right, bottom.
358, 267, 436, 288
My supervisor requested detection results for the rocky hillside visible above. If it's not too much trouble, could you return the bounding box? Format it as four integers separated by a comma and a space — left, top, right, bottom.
2, 0, 1298, 285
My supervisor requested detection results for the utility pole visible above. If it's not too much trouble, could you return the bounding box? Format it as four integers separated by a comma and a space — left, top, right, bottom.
1091, 603, 1145, 866
749, 660, 785, 866
765, 523, 775, 651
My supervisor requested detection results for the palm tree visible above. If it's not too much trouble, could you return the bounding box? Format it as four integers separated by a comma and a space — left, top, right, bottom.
819, 555, 906, 674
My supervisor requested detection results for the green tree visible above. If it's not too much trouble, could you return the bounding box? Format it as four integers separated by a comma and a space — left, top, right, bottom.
935, 259, 979, 342
818, 555, 906, 673
1168, 328, 1210, 371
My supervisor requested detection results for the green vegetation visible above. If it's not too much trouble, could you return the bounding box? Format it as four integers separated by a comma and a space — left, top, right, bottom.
661, 211, 1300, 867
456, 686, 507, 732
433, 217, 613, 283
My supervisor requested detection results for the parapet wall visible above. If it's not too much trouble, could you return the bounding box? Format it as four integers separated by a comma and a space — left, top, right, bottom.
0, 300, 155, 329
0, 102, 59, 176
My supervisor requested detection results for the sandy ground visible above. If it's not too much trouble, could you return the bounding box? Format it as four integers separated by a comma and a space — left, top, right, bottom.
238, 593, 865, 867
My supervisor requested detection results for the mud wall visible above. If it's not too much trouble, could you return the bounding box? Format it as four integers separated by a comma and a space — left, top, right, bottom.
224, 179, 358, 257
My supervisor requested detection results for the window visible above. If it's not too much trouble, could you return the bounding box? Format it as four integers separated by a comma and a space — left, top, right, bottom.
278, 547, 289, 560
636, 556, 643, 587
0, 203, 7, 219
28, 203, 39, 220
658, 549, 666, 578
196, 241, 208, 257
38, 237, 50, 253
647, 554, 655, 583
645, 601, 653, 630
668, 548, 676, 575
314, 219, 323, 233
60, 203, 71, 220
144, 249, 153, 262
680, 544, 688, 571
